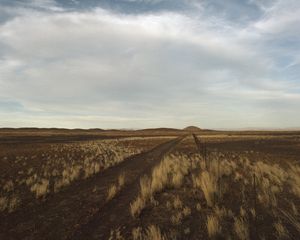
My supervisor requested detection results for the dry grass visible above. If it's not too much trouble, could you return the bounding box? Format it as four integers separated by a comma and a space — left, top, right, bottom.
274, 222, 288, 238
207, 214, 221, 238
132, 227, 143, 240
144, 225, 166, 240
0, 195, 19, 212
234, 217, 249, 240
173, 195, 183, 209
214, 206, 233, 220
171, 212, 183, 225
130, 152, 200, 218
108, 227, 124, 240
182, 206, 191, 217
0, 196, 7, 211
130, 195, 146, 218
131, 225, 166, 240
199, 171, 217, 207
107, 173, 126, 201
1, 137, 164, 213
107, 185, 118, 202
129, 146, 300, 239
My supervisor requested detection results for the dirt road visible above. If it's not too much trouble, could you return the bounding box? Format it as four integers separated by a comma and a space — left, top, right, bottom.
1, 137, 183, 240
69, 136, 183, 240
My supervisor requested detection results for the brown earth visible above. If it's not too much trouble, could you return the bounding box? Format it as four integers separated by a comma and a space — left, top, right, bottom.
0, 135, 183, 240
1, 129, 300, 239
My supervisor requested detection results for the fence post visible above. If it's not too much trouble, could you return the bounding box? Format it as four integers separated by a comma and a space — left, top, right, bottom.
218, 156, 221, 201
253, 173, 257, 239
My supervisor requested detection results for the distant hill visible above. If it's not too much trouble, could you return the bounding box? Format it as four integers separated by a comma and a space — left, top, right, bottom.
136, 127, 182, 132
183, 126, 202, 132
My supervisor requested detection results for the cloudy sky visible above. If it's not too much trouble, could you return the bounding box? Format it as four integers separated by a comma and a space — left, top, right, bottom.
0, 0, 299, 129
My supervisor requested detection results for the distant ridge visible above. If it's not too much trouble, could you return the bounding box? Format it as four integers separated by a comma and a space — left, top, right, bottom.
183, 126, 202, 132
136, 127, 181, 132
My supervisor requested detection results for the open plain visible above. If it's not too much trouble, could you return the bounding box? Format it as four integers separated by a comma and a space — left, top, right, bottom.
0, 128, 299, 240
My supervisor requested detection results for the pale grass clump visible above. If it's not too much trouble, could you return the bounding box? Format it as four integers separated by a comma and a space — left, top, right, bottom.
291, 202, 298, 215
108, 227, 124, 240
130, 153, 199, 218
207, 153, 237, 178
170, 197, 190, 225
253, 161, 287, 186
166, 201, 172, 209
196, 203, 202, 211
257, 179, 278, 208
30, 179, 49, 198
214, 206, 233, 220
182, 206, 191, 217
130, 195, 146, 218
107, 173, 126, 201
25, 174, 37, 187
274, 222, 288, 238
8, 195, 20, 212
234, 172, 243, 182
132, 227, 143, 240
3, 180, 14, 192
171, 171, 184, 188
140, 176, 152, 200
207, 214, 221, 238
184, 227, 190, 235
258, 191, 277, 208
173, 195, 183, 209
221, 159, 237, 177
277, 209, 300, 234
243, 160, 300, 209
107, 185, 118, 201
54, 165, 82, 192
130, 170, 166, 217
130, 175, 152, 217
287, 163, 300, 197
0, 195, 20, 212
144, 225, 166, 240
0, 196, 8, 211
150, 159, 170, 193
0, 138, 178, 213
152, 153, 195, 191
250, 208, 256, 218
131, 225, 167, 240
118, 173, 125, 188
83, 160, 101, 179
240, 207, 246, 218
234, 217, 249, 240
171, 212, 183, 225
0, 137, 148, 212
199, 159, 207, 171
192, 154, 231, 207
171, 161, 189, 186
199, 171, 217, 207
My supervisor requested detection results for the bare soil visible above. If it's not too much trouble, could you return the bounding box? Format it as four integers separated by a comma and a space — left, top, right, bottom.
1, 129, 300, 240
0, 135, 182, 240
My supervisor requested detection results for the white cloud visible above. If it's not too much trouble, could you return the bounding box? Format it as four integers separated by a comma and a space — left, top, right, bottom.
253, 0, 300, 35
0, 2, 299, 129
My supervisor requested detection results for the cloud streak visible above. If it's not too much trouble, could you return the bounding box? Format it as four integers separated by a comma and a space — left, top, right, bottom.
0, 0, 299, 129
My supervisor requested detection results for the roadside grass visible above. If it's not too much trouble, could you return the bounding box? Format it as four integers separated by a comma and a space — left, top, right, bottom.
0, 137, 172, 213
128, 148, 300, 239
107, 173, 126, 201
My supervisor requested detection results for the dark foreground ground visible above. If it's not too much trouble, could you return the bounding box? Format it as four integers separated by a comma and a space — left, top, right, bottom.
0, 129, 299, 239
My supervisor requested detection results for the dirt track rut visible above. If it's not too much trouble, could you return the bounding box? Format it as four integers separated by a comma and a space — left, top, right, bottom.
0, 137, 183, 240
69, 136, 183, 240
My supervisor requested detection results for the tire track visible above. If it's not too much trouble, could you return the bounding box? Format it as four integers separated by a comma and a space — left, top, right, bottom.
1, 137, 182, 240
69, 137, 184, 240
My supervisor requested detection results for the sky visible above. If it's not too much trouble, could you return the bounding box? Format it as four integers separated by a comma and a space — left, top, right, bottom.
0, 0, 299, 129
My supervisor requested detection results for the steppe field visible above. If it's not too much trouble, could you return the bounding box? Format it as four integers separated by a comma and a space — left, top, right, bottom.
0, 128, 300, 240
